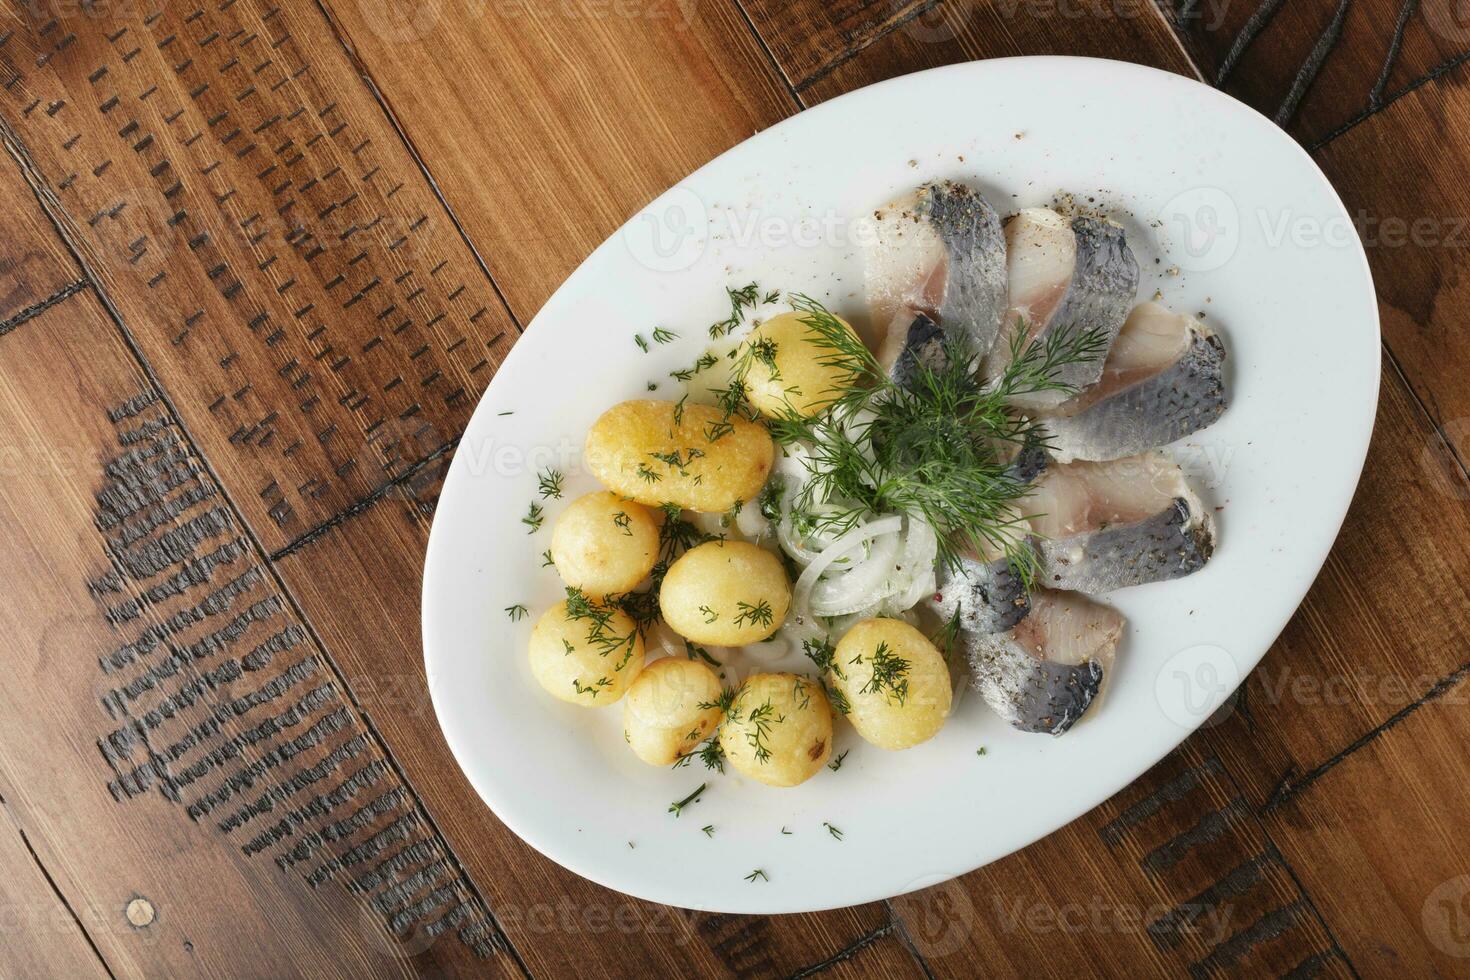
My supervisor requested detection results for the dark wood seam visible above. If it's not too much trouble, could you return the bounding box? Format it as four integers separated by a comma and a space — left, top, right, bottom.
788, 919, 896, 979
1214, 0, 1289, 86
1309, 48, 1470, 151
732, 0, 805, 107
0, 277, 90, 337
1275, 0, 1353, 125
1, 800, 117, 979
1369, 0, 1420, 107
308, 0, 525, 332
0, 118, 533, 980
267, 434, 459, 560
883, 901, 938, 980
792, 0, 942, 94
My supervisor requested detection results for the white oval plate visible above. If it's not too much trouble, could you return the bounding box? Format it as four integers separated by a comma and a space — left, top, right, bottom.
423, 57, 1378, 913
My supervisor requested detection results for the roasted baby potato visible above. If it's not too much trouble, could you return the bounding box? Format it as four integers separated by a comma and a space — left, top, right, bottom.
622, 657, 725, 766
718, 672, 832, 786
742, 310, 864, 418
658, 540, 790, 646
550, 491, 659, 598
584, 400, 773, 512
830, 618, 951, 750
527, 599, 645, 706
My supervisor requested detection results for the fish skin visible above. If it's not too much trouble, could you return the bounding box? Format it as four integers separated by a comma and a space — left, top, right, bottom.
888, 312, 949, 391
917, 181, 1009, 362
961, 589, 1123, 735
928, 554, 1031, 635
1037, 495, 1215, 594
1043, 327, 1228, 462
1006, 215, 1140, 412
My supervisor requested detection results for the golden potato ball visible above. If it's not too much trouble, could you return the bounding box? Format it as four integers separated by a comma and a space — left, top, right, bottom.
550, 492, 659, 598
743, 310, 864, 418
831, 618, 951, 750
622, 657, 725, 766
584, 400, 772, 512
659, 540, 790, 646
527, 600, 645, 706
718, 672, 832, 787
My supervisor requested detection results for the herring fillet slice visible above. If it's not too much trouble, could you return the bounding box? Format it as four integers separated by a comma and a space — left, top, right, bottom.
963, 588, 1124, 734
1041, 302, 1228, 461
863, 180, 1008, 375
985, 208, 1140, 411
1026, 451, 1215, 593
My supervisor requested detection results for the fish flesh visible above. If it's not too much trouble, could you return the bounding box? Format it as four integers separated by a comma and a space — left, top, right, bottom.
928, 545, 1031, 636
963, 588, 1125, 734
863, 181, 1008, 375
985, 208, 1140, 412
1041, 302, 1227, 461
1025, 451, 1215, 593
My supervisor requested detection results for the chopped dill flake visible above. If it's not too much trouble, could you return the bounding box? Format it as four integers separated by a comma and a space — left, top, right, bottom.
612, 511, 632, 536
684, 641, 720, 667
976, 746, 988, 757
668, 783, 706, 817
823, 822, 844, 841
652, 326, 678, 344
497, 410, 514, 416
634, 333, 649, 352
636, 463, 662, 484
710, 282, 762, 339
828, 750, 849, 772
702, 825, 715, 838
698, 605, 719, 624
504, 604, 528, 621
780, 827, 792, 835
572, 676, 612, 698
647, 381, 658, 391
856, 641, 910, 707
744, 869, 769, 883
541, 549, 555, 568
763, 289, 781, 304
536, 468, 564, 499
734, 599, 774, 629
522, 501, 545, 533
628, 841, 636, 849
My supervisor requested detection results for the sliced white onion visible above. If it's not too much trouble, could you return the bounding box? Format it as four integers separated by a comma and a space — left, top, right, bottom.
792, 515, 903, 629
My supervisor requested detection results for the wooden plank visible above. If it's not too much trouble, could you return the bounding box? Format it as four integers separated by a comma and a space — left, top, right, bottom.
0, 1, 519, 552
1162, 0, 1470, 145
0, 289, 522, 977
0, 797, 109, 979
314, 0, 794, 320
738, 0, 1195, 103
0, 139, 81, 325
270, 463, 909, 978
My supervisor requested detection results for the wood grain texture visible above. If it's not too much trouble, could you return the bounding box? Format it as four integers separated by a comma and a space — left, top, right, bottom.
0, 0, 519, 553
314, 0, 794, 321
0, 797, 109, 979
270, 458, 913, 978
738, 0, 1196, 103
1161, 0, 1470, 145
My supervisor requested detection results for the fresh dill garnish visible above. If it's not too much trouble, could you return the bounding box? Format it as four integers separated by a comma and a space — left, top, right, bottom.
504, 604, 528, 621
652, 326, 678, 344
540, 549, 555, 568
685, 640, 720, 667
741, 697, 777, 764
572, 676, 612, 698
710, 282, 761, 338
668, 783, 706, 817
671, 352, 718, 382
828, 750, 849, 772
780, 827, 792, 835
698, 687, 737, 714
704, 419, 735, 443
764, 295, 1106, 575
744, 869, 768, 883
698, 738, 725, 772
734, 599, 774, 629
497, 410, 514, 416
563, 586, 639, 668
634, 333, 649, 352
536, 468, 564, 499
698, 604, 719, 624
976, 746, 988, 756
522, 501, 545, 533
702, 825, 715, 837
763, 289, 781, 305
647, 381, 658, 391
856, 641, 910, 707
612, 511, 632, 536
823, 822, 844, 841
802, 636, 845, 679
635, 462, 662, 484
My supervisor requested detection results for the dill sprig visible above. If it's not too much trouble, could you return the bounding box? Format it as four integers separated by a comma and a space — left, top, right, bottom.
855, 641, 910, 707
536, 468, 564, 499
764, 296, 1104, 575
521, 501, 545, 534
709, 282, 762, 338
668, 783, 706, 817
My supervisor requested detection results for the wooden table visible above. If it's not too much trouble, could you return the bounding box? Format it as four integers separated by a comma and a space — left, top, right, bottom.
0, 0, 1466, 976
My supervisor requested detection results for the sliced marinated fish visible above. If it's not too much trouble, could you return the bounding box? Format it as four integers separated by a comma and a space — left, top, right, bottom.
963, 588, 1125, 734
1025, 451, 1214, 593
864, 180, 1008, 372
985, 209, 1140, 412
888, 312, 949, 391
926, 507, 1035, 635
1041, 303, 1227, 461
